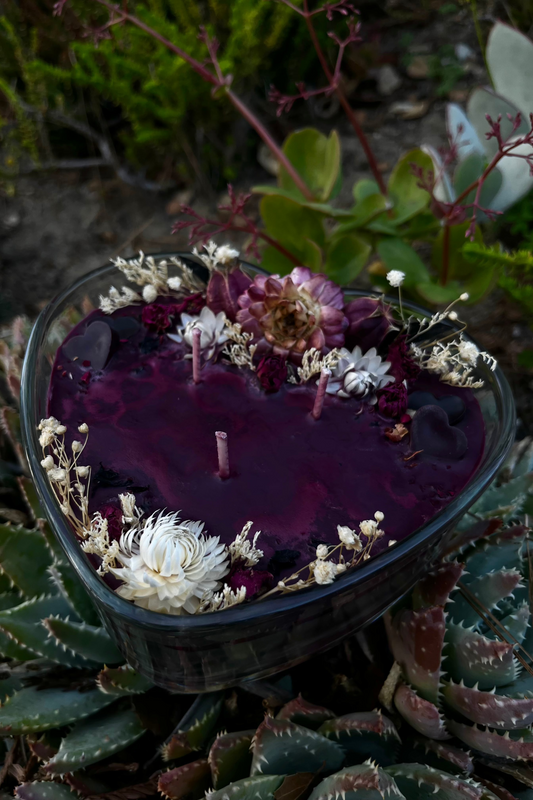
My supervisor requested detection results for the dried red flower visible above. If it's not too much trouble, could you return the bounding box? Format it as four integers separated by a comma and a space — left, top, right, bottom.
98, 505, 123, 540
387, 335, 421, 383
141, 304, 174, 334
377, 381, 408, 419
256, 354, 288, 393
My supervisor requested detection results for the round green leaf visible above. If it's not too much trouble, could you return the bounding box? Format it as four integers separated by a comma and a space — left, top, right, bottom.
279, 129, 341, 202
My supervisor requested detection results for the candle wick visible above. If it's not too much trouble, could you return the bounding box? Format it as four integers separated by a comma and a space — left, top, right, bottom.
192, 327, 201, 384
215, 431, 230, 479
311, 368, 331, 421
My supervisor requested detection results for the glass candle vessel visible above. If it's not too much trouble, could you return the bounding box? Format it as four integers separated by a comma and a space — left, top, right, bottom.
21, 253, 516, 693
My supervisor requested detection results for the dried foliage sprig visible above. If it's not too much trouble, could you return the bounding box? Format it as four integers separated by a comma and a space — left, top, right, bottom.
223, 322, 258, 371
410, 334, 496, 388
288, 347, 342, 384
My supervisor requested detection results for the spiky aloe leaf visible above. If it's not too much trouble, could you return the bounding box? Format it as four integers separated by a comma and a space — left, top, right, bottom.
97, 664, 153, 696
0, 685, 116, 734
206, 776, 285, 800
443, 680, 533, 729
0, 524, 55, 597
446, 719, 533, 761
49, 561, 100, 626
445, 622, 517, 689
276, 695, 335, 729
394, 684, 450, 740
1, 407, 27, 470
16, 783, 80, 800
462, 528, 526, 581
17, 477, 45, 525
45, 706, 145, 775
412, 562, 463, 610
0, 629, 36, 661
410, 739, 474, 776
0, 675, 22, 701
468, 473, 533, 521
0, 596, 90, 667
27, 732, 60, 761
208, 730, 255, 789
318, 710, 400, 766
444, 520, 503, 557
159, 759, 212, 800
449, 570, 522, 628
43, 616, 122, 664
251, 717, 344, 776
162, 692, 224, 761
308, 763, 404, 800
386, 764, 499, 799
385, 606, 446, 704
486, 602, 529, 645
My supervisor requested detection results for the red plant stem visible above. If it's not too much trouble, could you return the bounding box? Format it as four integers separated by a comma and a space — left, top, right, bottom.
312, 368, 331, 420
91, 0, 315, 202
192, 327, 201, 384
215, 431, 230, 479
302, 0, 387, 197
440, 224, 451, 287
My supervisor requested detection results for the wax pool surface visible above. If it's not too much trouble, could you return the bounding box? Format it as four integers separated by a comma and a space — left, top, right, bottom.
48, 307, 485, 578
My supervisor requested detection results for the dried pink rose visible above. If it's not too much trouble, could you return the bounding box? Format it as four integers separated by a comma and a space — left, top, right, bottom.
207, 266, 252, 322
141, 304, 174, 334
236, 267, 347, 363
377, 381, 408, 419
256, 354, 288, 393
344, 297, 396, 352
387, 335, 421, 383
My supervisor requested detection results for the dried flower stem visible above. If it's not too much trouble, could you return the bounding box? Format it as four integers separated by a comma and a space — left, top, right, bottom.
192, 327, 201, 384
311, 368, 331, 420
82, 0, 315, 202
216, 431, 230, 480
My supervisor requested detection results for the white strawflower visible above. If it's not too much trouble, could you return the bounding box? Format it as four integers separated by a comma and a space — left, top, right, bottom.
41, 455, 55, 470
386, 270, 405, 288
78, 423, 89, 434
316, 544, 329, 560
337, 525, 362, 552
314, 560, 337, 586
326, 346, 393, 400
168, 306, 229, 361
111, 511, 229, 615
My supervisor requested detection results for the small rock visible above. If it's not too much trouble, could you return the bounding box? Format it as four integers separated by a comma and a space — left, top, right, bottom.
166, 189, 193, 216
389, 100, 429, 120
448, 89, 469, 102
377, 64, 402, 96
2, 211, 20, 230
406, 55, 431, 80
455, 43, 475, 62
377, 162, 390, 173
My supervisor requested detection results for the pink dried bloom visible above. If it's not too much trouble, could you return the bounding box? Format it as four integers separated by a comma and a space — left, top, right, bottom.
377, 381, 408, 419
236, 267, 347, 363
344, 297, 397, 352
387, 335, 421, 383
256, 354, 288, 393
141, 304, 174, 334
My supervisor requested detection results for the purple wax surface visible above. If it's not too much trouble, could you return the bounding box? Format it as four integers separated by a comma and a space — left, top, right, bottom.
48, 305, 485, 580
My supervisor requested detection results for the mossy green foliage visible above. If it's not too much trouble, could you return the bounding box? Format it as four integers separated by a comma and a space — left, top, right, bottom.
0, 0, 306, 182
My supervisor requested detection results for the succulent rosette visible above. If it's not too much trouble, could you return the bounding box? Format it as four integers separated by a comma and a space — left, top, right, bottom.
236, 267, 347, 363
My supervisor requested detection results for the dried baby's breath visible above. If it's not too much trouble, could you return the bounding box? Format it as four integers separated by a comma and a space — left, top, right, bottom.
223, 322, 257, 370
228, 521, 263, 567
410, 333, 495, 388
288, 347, 341, 384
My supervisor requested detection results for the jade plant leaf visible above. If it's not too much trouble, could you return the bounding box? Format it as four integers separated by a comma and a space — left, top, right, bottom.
208, 731, 255, 789
318, 710, 401, 765
0, 596, 90, 668
0, 685, 116, 734
158, 759, 212, 800
43, 616, 122, 664
16, 783, 81, 800
336, 193, 389, 233
394, 684, 449, 741
386, 764, 499, 799
442, 680, 533, 729
309, 763, 404, 800
388, 148, 433, 225
45, 706, 145, 775
467, 88, 529, 159
0, 524, 55, 597
260, 195, 325, 270
279, 129, 341, 202
206, 776, 285, 800
162, 692, 224, 761
486, 22, 533, 121
97, 664, 154, 696
446, 104, 485, 162
376, 239, 430, 287
276, 696, 335, 729
325, 234, 371, 284
49, 560, 100, 626
251, 717, 344, 776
